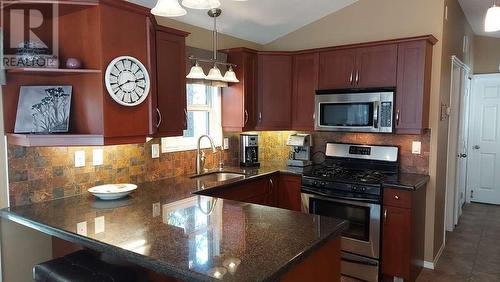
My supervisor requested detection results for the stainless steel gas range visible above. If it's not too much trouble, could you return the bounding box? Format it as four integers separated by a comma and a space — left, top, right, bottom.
301, 142, 399, 282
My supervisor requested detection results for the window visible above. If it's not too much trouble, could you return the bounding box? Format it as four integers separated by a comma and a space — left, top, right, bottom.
161, 84, 222, 152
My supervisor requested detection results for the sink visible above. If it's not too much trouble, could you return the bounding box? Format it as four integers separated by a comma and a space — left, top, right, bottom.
191, 172, 245, 182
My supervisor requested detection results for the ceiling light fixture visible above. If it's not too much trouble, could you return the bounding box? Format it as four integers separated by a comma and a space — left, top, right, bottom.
485, 1, 500, 32
151, 0, 247, 18
181, 0, 220, 10
186, 8, 239, 83
151, 0, 187, 17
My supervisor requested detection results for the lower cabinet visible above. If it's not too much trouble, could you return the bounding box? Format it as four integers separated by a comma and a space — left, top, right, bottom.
381, 186, 426, 282
203, 173, 302, 211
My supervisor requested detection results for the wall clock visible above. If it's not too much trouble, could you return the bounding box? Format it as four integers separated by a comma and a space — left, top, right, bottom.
105, 56, 150, 107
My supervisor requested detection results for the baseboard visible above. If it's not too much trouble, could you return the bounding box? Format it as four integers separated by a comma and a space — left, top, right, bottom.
423, 242, 445, 270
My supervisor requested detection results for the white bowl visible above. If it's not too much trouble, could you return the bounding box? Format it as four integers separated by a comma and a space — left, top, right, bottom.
88, 184, 137, 200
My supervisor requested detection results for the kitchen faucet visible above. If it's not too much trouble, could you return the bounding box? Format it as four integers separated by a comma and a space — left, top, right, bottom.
196, 135, 218, 174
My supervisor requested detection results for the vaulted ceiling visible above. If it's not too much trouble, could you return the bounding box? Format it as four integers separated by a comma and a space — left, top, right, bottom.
459, 0, 500, 38
128, 0, 359, 44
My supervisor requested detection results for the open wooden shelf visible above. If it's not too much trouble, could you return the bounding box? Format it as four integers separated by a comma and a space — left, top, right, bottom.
7, 68, 102, 75
6, 133, 105, 147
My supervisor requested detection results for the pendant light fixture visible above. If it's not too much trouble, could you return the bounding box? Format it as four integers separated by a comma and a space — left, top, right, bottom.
151, 0, 187, 17
181, 0, 220, 10
186, 8, 239, 84
485, 1, 500, 32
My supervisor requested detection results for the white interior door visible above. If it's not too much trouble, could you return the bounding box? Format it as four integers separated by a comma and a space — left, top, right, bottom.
456, 73, 471, 218
468, 74, 500, 205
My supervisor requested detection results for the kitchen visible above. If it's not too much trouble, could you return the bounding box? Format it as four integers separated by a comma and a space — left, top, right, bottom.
0, 0, 498, 281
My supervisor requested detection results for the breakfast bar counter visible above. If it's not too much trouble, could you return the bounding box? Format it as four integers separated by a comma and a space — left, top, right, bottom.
0, 168, 347, 282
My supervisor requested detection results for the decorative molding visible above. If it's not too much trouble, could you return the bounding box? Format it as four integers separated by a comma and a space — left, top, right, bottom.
424, 242, 446, 269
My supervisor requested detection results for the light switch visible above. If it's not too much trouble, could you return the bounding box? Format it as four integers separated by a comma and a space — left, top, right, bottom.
74, 151, 86, 168
412, 141, 422, 155
93, 149, 104, 166
77, 221, 87, 236
152, 144, 160, 159
223, 138, 229, 150
94, 216, 105, 234
152, 202, 161, 217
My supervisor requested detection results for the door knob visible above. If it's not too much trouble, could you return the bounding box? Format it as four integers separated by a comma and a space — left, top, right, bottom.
473, 145, 480, 150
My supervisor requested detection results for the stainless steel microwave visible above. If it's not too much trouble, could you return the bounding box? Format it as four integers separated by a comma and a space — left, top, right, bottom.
314, 91, 394, 133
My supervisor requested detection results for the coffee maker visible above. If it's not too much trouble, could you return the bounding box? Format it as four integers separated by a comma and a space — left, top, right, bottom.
286, 134, 312, 167
240, 134, 260, 167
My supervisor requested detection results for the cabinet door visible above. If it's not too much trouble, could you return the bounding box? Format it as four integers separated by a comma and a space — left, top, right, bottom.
355, 44, 397, 88
382, 206, 411, 279
395, 41, 431, 134
155, 30, 187, 136
292, 53, 319, 131
277, 174, 302, 211
222, 50, 257, 132
318, 49, 356, 89
257, 54, 293, 130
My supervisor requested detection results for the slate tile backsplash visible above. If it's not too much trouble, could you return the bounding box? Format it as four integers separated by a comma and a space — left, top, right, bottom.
7, 130, 430, 206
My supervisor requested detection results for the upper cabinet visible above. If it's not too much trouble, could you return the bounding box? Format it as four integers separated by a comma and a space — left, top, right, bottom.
221, 48, 258, 132
256, 54, 293, 130
395, 40, 434, 134
319, 44, 397, 89
153, 26, 189, 137
292, 53, 319, 131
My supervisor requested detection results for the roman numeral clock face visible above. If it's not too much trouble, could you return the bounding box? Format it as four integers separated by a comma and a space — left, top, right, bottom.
105, 56, 150, 106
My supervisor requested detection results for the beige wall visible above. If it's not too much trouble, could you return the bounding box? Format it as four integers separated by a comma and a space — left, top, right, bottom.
474, 36, 500, 74
262, 0, 445, 263
155, 17, 262, 51
434, 0, 475, 257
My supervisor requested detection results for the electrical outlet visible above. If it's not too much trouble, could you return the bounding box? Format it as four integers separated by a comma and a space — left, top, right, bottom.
93, 149, 104, 166
94, 216, 105, 234
223, 138, 229, 150
152, 144, 160, 159
77, 221, 87, 236
152, 202, 161, 217
161, 138, 168, 153
412, 141, 422, 155
74, 151, 86, 168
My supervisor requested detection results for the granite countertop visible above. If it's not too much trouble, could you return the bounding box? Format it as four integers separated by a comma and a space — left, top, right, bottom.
381, 173, 430, 190
1, 166, 347, 282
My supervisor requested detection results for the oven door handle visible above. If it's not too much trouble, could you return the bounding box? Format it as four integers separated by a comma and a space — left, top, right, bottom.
301, 188, 380, 206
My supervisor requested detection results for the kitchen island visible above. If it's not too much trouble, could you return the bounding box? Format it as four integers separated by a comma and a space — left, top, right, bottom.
1, 167, 347, 282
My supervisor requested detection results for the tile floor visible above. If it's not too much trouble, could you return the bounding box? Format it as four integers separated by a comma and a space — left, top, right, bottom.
342, 203, 500, 282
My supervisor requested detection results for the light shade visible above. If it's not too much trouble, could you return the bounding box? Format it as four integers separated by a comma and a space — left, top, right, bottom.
205, 65, 224, 81
181, 0, 220, 9
485, 5, 500, 32
151, 0, 187, 17
186, 61, 207, 79
223, 66, 239, 83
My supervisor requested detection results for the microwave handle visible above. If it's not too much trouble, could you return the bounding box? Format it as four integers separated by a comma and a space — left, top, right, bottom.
373, 101, 380, 129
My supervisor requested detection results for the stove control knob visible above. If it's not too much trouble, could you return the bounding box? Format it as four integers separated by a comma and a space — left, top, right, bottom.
352, 186, 358, 192
312, 181, 319, 187
320, 182, 327, 187
361, 187, 367, 192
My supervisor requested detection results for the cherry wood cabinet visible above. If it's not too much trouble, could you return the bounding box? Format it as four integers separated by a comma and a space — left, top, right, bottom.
318, 44, 397, 89
395, 40, 434, 134
221, 48, 258, 132
153, 26, 189, 137
277, 174, 302, 211
256, 54, 293, 130
382, 186, 427, 282
292, 53, 319, 131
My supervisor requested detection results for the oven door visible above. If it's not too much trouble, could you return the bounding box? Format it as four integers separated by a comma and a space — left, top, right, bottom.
301, 192, 380, 259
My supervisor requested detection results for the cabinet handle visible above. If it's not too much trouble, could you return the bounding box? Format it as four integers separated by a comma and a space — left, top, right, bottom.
396, 109, 400, 126
384, 209, 388, 224
394, 195, 400, 200
349, 70, 353, 85
259, 112, 262, 122
355, 70, 360, 85
269, 178, 274, 192
244, 110, 249, 126
156, 108, 162, 128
